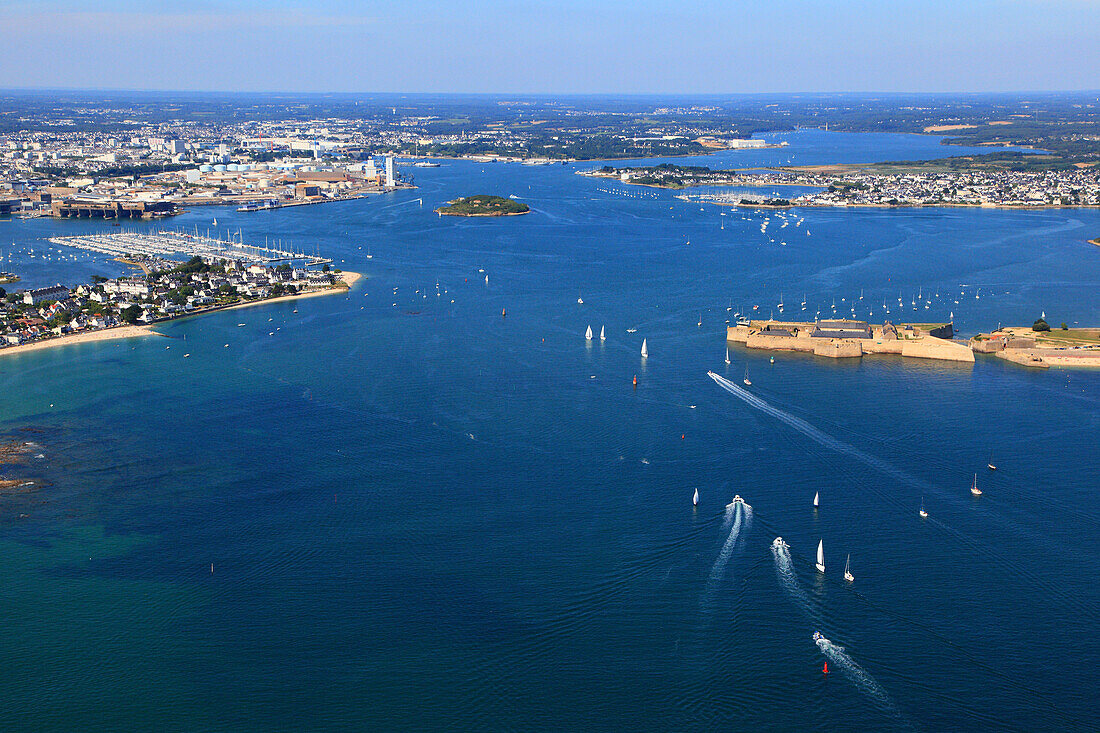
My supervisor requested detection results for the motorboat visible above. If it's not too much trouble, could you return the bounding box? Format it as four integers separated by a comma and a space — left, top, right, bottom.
772, 537, 789, 550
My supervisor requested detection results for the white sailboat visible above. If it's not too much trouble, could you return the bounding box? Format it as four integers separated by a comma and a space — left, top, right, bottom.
725, 347, 731, 365
577, 294, 584, 304
987, 450, 997, 471
815, 540, 825, 573
742, 367, 751, 386
970, 473, 982, 496
919, 497, 929, 518
585, 325, 593, 341
640, 339, 648, 358
844, 554, 854, 582
212, 217, 218, 226
692, 488, 699, 506
813, 491, 819, 508
600, 325, 606, 341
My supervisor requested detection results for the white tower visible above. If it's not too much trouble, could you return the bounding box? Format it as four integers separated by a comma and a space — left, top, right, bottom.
385, 156, 395, 188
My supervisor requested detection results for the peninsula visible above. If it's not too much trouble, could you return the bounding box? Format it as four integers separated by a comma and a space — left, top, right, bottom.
587, 163, 1100, 209
435, 195, 530, 217
0, 231, 359, 358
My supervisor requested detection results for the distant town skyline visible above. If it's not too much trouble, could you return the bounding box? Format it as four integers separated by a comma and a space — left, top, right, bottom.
2, 0, 1099, 94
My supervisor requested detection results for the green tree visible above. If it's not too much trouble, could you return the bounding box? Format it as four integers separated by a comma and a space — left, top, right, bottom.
120, 305, 141, 324
1032, 318, 1050, 332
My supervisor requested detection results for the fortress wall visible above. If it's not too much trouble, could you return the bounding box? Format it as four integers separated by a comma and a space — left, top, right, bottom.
901, 336, 975, 362
864, 340, 904, 355
812, 339, 863, 358
995, 350, 1050, 368
726, 326, 752, 343
970, 336, 1006, 353
746, 333, 815, 352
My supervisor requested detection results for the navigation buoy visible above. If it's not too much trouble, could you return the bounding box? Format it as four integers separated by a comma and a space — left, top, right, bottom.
823, 662, 829, 675
501, 308, 506, 317
681, 434, 685, 440
632, 374, 637, 389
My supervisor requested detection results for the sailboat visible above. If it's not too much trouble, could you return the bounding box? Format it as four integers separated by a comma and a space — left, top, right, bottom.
697, 313, 702, 327
919, 497, 929, 518
742, 367, 751, 386
577, 294, 584, 304
212, 217, 218, 226
970, 473, 983, 496
365, 245, 373, 259
777, 293, 784, 310
815, 540, 825, 573
585, 325, 593, 341
640, 339, 648, 358
987, 450, 997, 471
725, 347, 731, 365
599, 325, 606, 341
813, 491, 819, 508
692, 488, 699, 506
844, 554, 854, 582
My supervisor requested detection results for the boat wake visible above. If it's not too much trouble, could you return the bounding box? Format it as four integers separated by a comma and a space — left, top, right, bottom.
707, 371, 931, 493
707, 501, 752, 586
815, 634, 909, 725
770, 539, 821, 626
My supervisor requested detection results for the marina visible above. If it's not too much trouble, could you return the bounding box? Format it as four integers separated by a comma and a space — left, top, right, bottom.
45, 229, 331, 268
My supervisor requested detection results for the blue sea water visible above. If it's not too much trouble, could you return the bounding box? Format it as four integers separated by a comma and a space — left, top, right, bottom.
1, 130, 1098, 731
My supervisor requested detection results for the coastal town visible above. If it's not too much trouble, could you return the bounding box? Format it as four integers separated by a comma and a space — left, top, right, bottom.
0, 232, 353, 355
586, 164, 1100, 209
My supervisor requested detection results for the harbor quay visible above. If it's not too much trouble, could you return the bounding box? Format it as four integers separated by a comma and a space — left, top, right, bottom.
727, 318, 974, 363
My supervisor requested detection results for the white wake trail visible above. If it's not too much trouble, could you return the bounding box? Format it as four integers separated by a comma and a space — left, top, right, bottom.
815, 634, 909, 724
709, 503, 752, 582
770, 540, 821, 625
701, 503, 752, 608
708, 371, 931, 492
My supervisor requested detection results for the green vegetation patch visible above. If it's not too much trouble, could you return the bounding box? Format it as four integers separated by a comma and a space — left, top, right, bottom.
436, 195, 530, 216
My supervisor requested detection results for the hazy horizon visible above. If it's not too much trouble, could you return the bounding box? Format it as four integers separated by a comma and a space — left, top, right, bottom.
3, 0, 1098, 94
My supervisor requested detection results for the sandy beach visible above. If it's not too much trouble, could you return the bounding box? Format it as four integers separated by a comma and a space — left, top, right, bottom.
0, 325, 162, 359
0, 271, 362, 360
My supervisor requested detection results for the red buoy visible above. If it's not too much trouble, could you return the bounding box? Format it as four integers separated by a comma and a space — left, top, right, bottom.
823, 662, 829, 675
632, 375, 637, 389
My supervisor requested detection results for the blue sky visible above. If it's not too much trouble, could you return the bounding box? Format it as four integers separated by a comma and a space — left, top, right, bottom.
2, 0, 1098, 93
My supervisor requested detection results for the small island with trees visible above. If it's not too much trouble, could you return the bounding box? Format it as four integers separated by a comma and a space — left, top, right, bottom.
435, 195, 530, 217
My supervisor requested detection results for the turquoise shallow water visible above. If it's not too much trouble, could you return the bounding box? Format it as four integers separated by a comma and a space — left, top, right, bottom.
1, 130, 1098, 731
